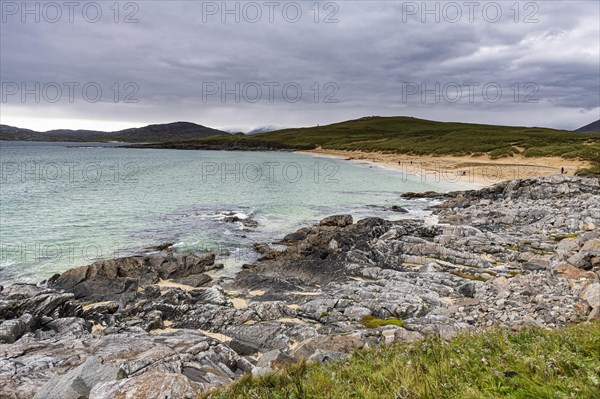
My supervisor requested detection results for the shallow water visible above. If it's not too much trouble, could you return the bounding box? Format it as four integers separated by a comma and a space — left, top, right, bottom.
0, 141, 476, 284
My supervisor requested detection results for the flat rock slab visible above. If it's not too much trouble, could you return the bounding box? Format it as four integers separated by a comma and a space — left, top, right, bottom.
89, 371, 199, 399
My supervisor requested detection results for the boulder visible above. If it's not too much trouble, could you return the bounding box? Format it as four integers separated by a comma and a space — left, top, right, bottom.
319, 215, 353, 227
580, 283, 600, 309
567, 252, 594, 270
588, 306, 600, 321
0, 313, 33, 344
152, 253, 216, 279
554, 263, 596, 280
223, 216, 258, 229
198, 286, 231, 306
343, 306, 372, 320
67, 276, 139, 302
0, 284, 76, 319
49, 253, 216, 301
308, 349, 347, 363
393, 327, 425, 343
252, 242, 272, 255
523, 254, 553, 271
458, 282, 477, 298
34, 356, 125, 399
249, 301, 294, 321
419, 262, 443, 273
257, 349, 295, 369
292, 334, 365, 360
45, 317, 92, 336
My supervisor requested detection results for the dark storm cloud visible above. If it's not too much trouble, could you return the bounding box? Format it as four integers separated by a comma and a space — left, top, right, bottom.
0, 0, 598, 131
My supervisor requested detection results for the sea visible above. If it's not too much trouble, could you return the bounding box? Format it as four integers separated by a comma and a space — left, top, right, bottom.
0, 141, 477, 284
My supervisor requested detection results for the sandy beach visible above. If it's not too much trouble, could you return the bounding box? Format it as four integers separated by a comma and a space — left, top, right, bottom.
298, 148, 591, 187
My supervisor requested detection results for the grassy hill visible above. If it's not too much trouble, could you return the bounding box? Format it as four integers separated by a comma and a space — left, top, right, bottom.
203, 322, 600, 399
0, 122, 229, 142
136, 116, 600, 174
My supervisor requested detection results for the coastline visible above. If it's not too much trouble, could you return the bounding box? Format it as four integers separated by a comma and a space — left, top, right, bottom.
297, 148, 592, 187
1, 175, 599, 398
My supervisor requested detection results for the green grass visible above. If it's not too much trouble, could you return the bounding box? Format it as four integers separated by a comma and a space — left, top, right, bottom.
145, 117, 600, 173
359, 315, 404, 328
450, 271, 488, 282
552, 233, 580, 242
576, 162, 600, 177
489, 146, 521, 159
504, 242, 534, 252
202, 322, 600, 399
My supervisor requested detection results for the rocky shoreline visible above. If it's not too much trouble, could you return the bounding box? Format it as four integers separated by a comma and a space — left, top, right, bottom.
1, 175, 599, 399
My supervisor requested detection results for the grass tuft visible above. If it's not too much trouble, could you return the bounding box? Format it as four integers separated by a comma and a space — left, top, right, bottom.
450, 271, 488, 281
552, 233, 580, 242
359, 315, 405, 328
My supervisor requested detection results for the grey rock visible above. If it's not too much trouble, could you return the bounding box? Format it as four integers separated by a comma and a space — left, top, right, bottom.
142, 310, 163, 331
257, 349, 295, 369
567, 252, 593, 270
393, 327, 425, 343
49, 252, 216, 301
292, 334, 366, 360
419, 262, 443, 273
343, 306, 372, 320
0, 284, 76, 319
458, 282, 477, 298
252, 242, 272, 255
143, 284, 161, 299
308, 349, 347, 363
1, 176, 598, 397
34, 356, 125, 399
198, 286, 231, 306
223, 215, 258, 229
0, 313, 33, 344
319, 215, 353, 227
581, 283, 600, 309
45, 317, 91, 336
89, 371, 199, 399
588, 306, 600, 321
249, 301, 294, 321
173, 273, 212, 288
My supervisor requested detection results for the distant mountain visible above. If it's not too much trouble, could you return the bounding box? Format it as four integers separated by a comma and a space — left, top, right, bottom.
0, 122, 229, 142
246, 126, 281, 135
575, 119, 600, 133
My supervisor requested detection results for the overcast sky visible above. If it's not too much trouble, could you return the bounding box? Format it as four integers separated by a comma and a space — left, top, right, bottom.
1, 0, 598, 132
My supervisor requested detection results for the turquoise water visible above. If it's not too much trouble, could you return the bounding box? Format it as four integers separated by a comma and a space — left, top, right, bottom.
0, 141, 474, 284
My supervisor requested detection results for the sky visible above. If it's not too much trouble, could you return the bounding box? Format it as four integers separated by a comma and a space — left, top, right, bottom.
0, 0, 599, 132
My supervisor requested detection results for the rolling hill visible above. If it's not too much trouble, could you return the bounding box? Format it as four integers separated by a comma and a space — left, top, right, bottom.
134, 116, 600, 161
0, 122, 229, 142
